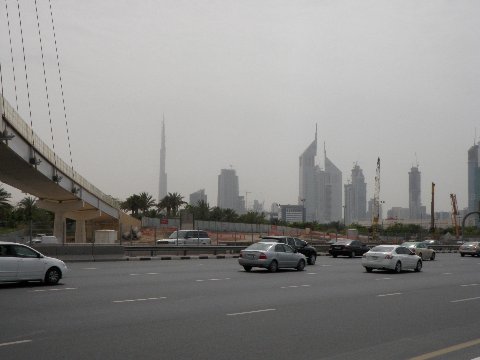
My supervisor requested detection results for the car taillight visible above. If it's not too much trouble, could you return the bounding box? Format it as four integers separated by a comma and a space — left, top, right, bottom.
385, 254, 393, 259
259, 253, 267, 260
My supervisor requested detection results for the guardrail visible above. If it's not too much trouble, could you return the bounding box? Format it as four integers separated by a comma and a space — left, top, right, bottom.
124, 245, 246, 257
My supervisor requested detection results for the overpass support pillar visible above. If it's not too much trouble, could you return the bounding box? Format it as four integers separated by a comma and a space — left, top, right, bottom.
65, 210, 102, 243
37, 200, 102, 243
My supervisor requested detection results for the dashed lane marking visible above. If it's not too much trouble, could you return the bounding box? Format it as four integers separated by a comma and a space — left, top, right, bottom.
281, 285, 311, 289
113, 297, 166, 303
377, 292, 402, 297
33, 288, 77, 292
451, 296, 480, 303
0, 340, 32, 347
196, 278, 231, 282
376, 278, 392, 281
460, 283, 480, 287
227, 309, 276, 316
129, 273, 159, 276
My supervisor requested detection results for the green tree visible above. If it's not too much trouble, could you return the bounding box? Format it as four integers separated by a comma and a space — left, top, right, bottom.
158, 192, 186, 217
121, 194, 142, 218
138, 192, 156, 215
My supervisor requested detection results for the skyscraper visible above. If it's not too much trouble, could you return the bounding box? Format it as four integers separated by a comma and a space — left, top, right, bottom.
409, 166, 422, 220
298, 127, 342, 223
158, 119, 167, 202
299, 127, 318, 221
344, 163, 367, 225
217, 168, 243, 213
468, 143, 480, 213
189, 189, 207, 206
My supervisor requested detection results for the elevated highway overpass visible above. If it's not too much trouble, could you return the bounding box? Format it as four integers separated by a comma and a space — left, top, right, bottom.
0, 95, 139, 242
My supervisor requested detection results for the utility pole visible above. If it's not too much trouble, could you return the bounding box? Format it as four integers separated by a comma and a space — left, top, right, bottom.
430, 182, 435, 233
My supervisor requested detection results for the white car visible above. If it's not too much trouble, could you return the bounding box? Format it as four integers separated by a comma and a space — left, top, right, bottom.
156, 230, 211, 245
362, 245, 422, 273
0, 241, 68, 284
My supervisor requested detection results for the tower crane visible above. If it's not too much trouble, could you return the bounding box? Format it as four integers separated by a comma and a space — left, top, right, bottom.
450, 193, 460, 240
372, 157, 381, 241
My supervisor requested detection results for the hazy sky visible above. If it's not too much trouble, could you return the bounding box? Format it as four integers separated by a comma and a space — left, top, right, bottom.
1, 0, 479, 213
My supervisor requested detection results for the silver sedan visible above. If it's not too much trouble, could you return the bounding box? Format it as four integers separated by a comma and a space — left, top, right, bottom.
238, 241, 307, 272
362, 245, 422, 273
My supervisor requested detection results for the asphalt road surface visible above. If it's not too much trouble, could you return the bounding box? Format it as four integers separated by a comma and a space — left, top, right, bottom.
1, 253, 480, 360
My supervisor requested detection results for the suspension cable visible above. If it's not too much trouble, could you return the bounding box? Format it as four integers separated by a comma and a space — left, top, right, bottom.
0, 61, 5, 122
4, 0, 19, 112
48, 0, 74, 174
15, 0, 35, 149
33, 0, 57, 167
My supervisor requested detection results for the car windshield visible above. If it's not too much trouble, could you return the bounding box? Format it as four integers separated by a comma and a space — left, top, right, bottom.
401, 242, 415, 247
370, 246, 395, 252
246, 243, 273, 251
334, 240, 351, 245
168, 231, 187, 239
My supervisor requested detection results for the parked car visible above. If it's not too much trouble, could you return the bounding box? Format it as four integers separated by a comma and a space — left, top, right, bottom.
362, 245, 422, 273
459, 241, 480, 257
401, 242, 436, 260
238, 241, 307, 272
329, 239, 370, 258
156, 230, 211, 245
0, 241, 68, 284
31, 235, 59, 244
261, 235, 317, 265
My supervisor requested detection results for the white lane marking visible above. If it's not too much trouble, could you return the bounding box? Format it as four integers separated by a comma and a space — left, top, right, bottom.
443, 273, 453, 275
307, 272, 317, 275
376, 278, 392, 281
410, 338, 480, 360
281, 285, 311, 289
451, 296, 480, 303
113, 297, 166, 303
227, 309, 276, 316
320, 265, 332, 267
378, 292, 402, 297
0, 340, 32, 347
82, 267, 97, 270
33, 288, 77, 292
460, 284, 480, 287
196, 278, 231, 282
130, 273, 159, 276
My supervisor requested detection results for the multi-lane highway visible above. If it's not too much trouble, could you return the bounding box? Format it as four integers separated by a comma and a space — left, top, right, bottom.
1, 253, 480, 360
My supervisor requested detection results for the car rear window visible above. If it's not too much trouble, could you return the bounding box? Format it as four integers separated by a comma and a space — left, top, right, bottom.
246, 243, 272, 251
370, 246, 394, 252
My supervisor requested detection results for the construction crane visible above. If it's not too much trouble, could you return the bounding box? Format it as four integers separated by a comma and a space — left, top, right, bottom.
450, 193, 460, 240
430, 182, 435, 233
372, 157, 381, 241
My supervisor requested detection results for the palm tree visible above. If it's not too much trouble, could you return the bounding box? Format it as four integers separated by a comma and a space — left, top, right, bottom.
17, 196, 38, 222
138, 192, 156, 215
166, 192, 186, 217
121, 194, 142, 218
222, 208, 238, 222
0, 186, 12, 211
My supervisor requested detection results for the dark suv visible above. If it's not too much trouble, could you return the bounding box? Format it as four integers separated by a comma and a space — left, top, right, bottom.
261, 236, 317, 265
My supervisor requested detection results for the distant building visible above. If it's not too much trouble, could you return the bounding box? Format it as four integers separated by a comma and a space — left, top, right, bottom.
189, 189, 207, 206
468, 143, 480, 213
279, 204, 305, 223
386, 207, 409, 221
298, 127, 342, 223
409, 166, 425, 220
344, 163, 367, 225
252, 200, 264, 213
217, 168, 244, 214
158, 119, 167, 201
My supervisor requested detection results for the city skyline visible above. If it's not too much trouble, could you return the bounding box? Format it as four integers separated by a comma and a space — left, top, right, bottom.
0, 1, 478, 214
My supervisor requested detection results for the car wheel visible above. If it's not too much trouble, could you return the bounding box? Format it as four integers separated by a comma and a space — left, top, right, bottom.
296, 259, 306, 271
394, 261, 402, 273
268, 260, 278, 273
243, 266, 252, 272
461, 253, 465, 257
308, 254, 316, 265
45, 267, 61, 285
365, 267, 373, 273
415, 260, 422, 272
332, 254, 338, 258
430, 252, 436, 261
349, 251, 355, 258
